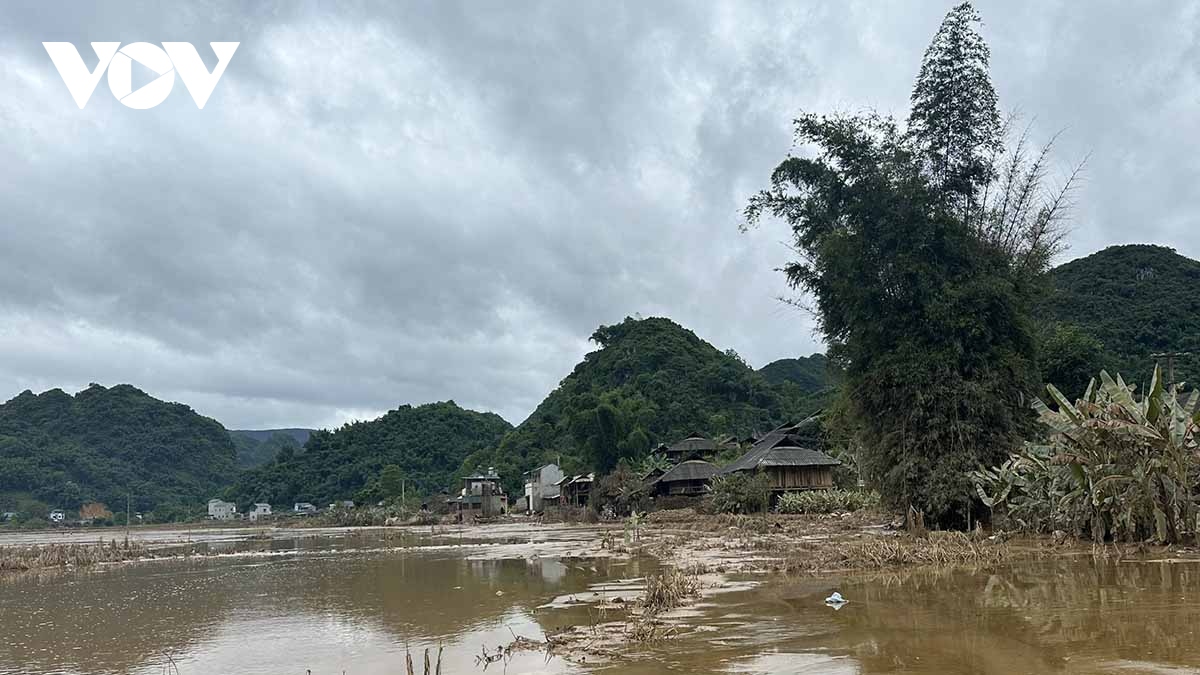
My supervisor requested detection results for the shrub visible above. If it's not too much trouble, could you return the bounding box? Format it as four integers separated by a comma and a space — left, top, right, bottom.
974, 367, 1200, 544
776, 489, 881, 514
708, 472, 771, 514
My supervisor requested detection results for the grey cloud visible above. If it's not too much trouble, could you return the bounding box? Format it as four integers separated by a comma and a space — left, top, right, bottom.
0, 1, 1195, 428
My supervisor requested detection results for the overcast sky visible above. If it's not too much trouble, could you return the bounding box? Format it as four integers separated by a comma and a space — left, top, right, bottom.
1, 1, 1197, 430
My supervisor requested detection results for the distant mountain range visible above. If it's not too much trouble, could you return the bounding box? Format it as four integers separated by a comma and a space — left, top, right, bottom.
227, 402, 512, 506
455, 316, 829, 493
6, 245, 1197, 516
0, 384, 237, 519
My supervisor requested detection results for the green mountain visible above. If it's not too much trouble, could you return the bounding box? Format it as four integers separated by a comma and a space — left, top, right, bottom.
1042, 244, 1200, 386
462, 317, 827, 493
758, 354, 834, 392
229, 428, 313, 469
0, 384, 237, 519
227, 401, 512, 507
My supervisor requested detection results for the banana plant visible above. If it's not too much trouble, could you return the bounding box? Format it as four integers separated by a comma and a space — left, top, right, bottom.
974, 365, 1200, 544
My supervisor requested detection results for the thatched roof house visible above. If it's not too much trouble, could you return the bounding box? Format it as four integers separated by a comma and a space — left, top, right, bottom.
720, 420, 839, 492
652, 460, 718, 496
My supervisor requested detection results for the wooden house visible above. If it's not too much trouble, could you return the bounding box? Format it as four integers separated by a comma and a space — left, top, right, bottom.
652, 460, 718, 497
719, 420, 839, 493
557, 473, 594, 507
661, 433, 731, 463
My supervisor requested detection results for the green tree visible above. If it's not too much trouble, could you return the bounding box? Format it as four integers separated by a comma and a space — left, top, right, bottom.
744, 3, 1076, 528
1039, 323, 1104, 400
908, 2, 1000, 213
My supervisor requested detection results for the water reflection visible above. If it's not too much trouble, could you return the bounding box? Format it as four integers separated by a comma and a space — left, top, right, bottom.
0, 534, 630, 675
4, 534, 1200, 675
609, 559, 1200, 674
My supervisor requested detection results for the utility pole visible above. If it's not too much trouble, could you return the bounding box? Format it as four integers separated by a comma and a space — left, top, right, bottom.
1152, 351, 1191, 387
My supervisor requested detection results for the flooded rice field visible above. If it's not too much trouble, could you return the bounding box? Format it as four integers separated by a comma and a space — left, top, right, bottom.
2, 525, 1200, 674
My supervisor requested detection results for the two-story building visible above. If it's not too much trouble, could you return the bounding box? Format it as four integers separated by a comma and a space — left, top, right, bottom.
451, 468, 507, 519
523, 463, 564, 514
248, 503, 272, 521
207, 499, 237, 520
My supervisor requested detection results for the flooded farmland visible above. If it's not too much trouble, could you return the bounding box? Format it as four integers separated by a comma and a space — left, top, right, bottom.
2, 525, 1200, 674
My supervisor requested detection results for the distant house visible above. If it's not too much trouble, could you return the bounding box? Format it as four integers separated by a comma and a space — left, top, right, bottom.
327, 500, 354, 510
207, 499, 237, 520
557, 473, 594, 507
652, 460, 719, 497
48, 509, 66, 523
523, 463, 564, 514
293, 502, 317, 515
451, 468, 508, 518
248, 503, 272, 521
1, 511, 16, 522
719, 420, 839, 493
661, 433, 729, 463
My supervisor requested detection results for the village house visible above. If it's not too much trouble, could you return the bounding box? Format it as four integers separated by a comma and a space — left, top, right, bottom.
48, 509, 66, 524
659, 433, 727, 463
557, 473, 594, 507
451, 468, 508, 518
651, 460, 719, 497
293, 502, 317, 515
719, 420, 839, 494
523, 463, 564, 514
207, 499, 237, 520
248, 503, 272, 521
1, 511, 17, 522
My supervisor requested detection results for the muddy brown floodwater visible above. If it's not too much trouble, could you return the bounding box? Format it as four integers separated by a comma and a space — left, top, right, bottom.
2, 523, 1200, 674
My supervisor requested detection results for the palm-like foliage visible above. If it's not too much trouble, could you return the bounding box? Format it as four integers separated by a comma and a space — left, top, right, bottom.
975, 366, 1200, 543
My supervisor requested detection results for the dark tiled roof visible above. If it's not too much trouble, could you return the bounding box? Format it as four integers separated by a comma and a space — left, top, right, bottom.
667, 434, 718, 455
656, 460, 718, 483
719, 419, 838, 474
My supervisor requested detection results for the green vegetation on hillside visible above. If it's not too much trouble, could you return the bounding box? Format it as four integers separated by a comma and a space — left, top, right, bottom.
461, 317, 827, 494
230, 429, 312, 469
0, 384, 237, 520
227, 401, 512, 507
1042, 244, 1200, 388
758, 354, 834, 392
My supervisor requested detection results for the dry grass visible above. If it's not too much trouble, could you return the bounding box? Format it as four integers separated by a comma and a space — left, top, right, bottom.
0, 539, 150, 572
641, 568, 701, 613
782, 531, 1011, 573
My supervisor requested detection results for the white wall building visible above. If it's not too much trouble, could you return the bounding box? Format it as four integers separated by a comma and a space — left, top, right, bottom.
207, 499, 237, 520
248, 503, 271, 521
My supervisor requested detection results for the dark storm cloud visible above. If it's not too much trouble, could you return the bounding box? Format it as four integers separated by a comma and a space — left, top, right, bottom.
0, 1, 1196, 428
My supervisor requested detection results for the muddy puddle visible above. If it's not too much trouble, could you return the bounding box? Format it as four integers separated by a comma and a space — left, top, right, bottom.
2, 525, 1199, 674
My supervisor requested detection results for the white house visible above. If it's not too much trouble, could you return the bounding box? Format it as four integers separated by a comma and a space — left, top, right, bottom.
523, 463, 564, 514
248, 503, 272, 521
293, 502, 317, 515
207, 498, 237, 520
48, 509, 66, 523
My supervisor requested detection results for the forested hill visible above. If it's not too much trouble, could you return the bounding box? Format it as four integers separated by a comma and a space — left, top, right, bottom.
227, 401, 512, 507
461, 317, 826, 493
758, 354, 834, 392
229, 428, 313, 469
0, 384, 237, 518
1042, 245, 1200, 385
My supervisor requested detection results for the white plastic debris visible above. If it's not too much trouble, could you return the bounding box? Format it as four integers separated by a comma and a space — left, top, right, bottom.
824, 591, 847, 609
